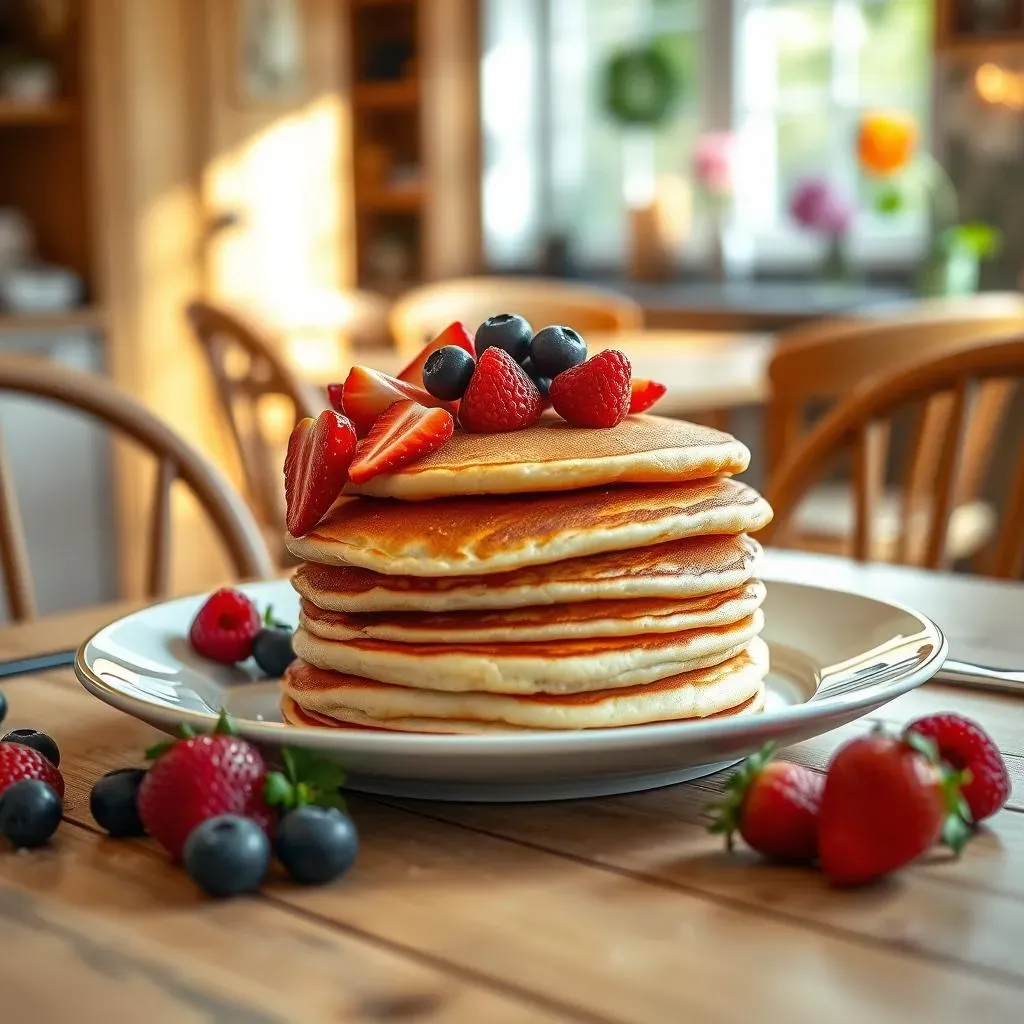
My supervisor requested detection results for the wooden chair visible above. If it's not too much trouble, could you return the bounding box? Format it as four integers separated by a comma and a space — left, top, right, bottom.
763, 335, 1024, 575
0, 354, 274, 622
389, 276, 644, 354
185, 301, 322, 545
766, 306, 1024, 561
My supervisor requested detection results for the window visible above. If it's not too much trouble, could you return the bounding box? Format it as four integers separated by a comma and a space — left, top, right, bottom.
480, 0, 933, 270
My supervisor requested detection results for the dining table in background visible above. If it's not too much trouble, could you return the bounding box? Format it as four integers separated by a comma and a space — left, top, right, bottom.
0, 549, 1022, 1021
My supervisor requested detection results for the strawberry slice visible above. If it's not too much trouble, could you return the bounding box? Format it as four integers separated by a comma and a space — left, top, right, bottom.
629, 378, 667, 414
398, 321, 475, 386
348, 400, 455, 484
284, 410, 357, 537
342, 366, 457, 437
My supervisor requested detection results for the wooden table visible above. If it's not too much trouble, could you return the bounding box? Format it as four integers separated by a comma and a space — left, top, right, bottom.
2, 550, 1024, 1022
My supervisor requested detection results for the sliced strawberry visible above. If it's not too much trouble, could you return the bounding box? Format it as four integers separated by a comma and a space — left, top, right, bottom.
349, 400, 455, 485
284, 410, 357, 537
629, 378, 667, 415
326, 382, 344, 414
398, 322, 475, 386
341, 366, 457, 437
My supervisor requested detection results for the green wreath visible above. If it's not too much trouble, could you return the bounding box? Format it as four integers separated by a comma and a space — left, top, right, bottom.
602, 42, 683, 128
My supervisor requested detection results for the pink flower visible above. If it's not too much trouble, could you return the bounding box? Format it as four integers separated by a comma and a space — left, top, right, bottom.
790, 178, 854, 237
692, 133, 735, 196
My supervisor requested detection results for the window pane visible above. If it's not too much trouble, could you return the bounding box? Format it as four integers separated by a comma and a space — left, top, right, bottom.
857, 0, 932, 107
777, 109, 832, 205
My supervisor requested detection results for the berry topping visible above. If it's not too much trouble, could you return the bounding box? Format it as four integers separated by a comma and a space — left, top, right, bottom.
341, 366, 456, 438
0, 779, 62, 849
3, 728, 60, 767
348, 400, 455, 484
183, 814, 271, 898
188, 588, 261, 664
818, 727, 970, 887
138, 713, 273, 861
629, 378, 667, 415
474, 313, 533, 362
459, 347, 544, 433
284, 410, 357, 538
422, 345, 476, 400
550, 349, 631, 428
252, 627, 295, 678
326, 382, 344, 414
529, 325, 587, 378
906, 713, 1010, 823
0, 738, 65, 799
397, 321, 475, 386
91, 768, 148, 838
520, 357, 552, 401
275, 805, 359, 885
708, 744, 823, 862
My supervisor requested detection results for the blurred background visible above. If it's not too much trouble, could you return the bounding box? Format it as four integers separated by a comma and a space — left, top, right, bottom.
1, 0, 1023, 619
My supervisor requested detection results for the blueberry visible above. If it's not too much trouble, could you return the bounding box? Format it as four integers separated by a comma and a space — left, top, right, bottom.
520, 358, 551, 399
183, 815, 270, 899
0, 691, 6, 728
3, 729, 60, 767
529, 326, 587, 378
252, 628, 295, 678
422, 345, 475, 401
90, 768, 147, 838
474, 314, 533, 362
275, 805, 359, 886
0, 779, 62, 848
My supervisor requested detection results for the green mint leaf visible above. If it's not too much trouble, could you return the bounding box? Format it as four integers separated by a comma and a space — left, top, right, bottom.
263, 771, 295, 810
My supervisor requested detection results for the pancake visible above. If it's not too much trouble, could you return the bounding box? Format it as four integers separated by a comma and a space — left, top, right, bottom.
282, 637, 769, 731
293, 610, 764, 694
299, 581, 766, 643
346, 414, 750, 500
287, 478, 773, 577
291, 534, 764, 613
280, 684, 767, 734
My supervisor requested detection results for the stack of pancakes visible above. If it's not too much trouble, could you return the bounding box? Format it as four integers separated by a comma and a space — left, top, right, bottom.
283, 416, 773, 733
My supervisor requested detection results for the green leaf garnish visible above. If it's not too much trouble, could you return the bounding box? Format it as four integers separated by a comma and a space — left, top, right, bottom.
263, 746, 347, 813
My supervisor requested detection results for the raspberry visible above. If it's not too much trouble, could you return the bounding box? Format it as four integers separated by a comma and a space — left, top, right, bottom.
189, 588, 261, 664
907, 713, 1010, 823
0, 742, 65, 800
550, 349, 631, 428
459, 348, 544, 433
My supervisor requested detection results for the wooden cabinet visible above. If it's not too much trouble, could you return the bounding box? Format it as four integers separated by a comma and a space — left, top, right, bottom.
936, 0, 1024, 51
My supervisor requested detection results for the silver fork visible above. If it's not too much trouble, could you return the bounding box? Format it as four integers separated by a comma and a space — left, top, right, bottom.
932, 660, 1024, 695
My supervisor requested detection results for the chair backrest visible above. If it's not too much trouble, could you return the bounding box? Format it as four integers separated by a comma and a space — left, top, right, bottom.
763, 335, 1024, 576
186, 301, 322, 533
389, 276, 644, 354
767, 305, 1024, 481
0, 354, 274, 621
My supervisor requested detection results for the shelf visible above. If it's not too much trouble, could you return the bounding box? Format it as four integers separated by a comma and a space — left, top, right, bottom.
0, 306, 106, 334
0, 100, 75, 127
360, 186, 424, 212
353, 79, 419, 109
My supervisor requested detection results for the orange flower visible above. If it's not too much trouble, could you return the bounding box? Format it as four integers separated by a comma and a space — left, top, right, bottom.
857, 112, 917, 177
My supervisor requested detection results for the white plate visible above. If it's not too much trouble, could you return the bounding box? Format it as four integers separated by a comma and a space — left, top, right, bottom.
76, 576, 946, 802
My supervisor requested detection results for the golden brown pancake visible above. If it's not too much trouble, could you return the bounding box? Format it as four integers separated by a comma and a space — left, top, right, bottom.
346, 414, 750, 500
293, 611, 764, 694
281, 638, 769, 731
298, 581, 766, 643
291, 534, 763, 613
287, 478, 773, 577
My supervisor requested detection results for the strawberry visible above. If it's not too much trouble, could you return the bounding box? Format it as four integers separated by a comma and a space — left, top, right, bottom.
349, 400, 454, 485
326, 382, 344, 414
459, 347, 543, 433
906, 713, 1010, 823
139, 712, 345, 862
284, 409, 357, 537
397, 321, 475, 386
341, 366, 457, 437
550, 349, 631, 428
818, 727, 970, 887
0, 742, 64, 800
708, 744, 823, 862
629, 378, 667, 415
189, 588, 261, 664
